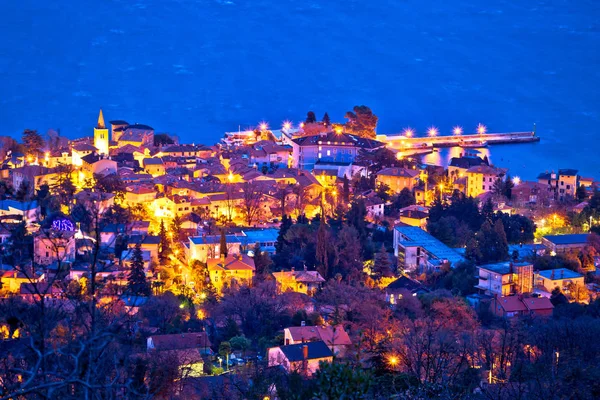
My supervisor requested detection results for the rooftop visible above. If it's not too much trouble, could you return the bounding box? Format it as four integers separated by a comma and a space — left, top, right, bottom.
478, 261, 532, 275
395, 226, 464, 265
538, 268, 583, 280
277, 341, 333, 362
543, 234, 589, 245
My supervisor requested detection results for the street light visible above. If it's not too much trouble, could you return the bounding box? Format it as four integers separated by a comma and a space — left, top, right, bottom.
427, 126, 438, 137
477, 123, 487, 135
453, 126, 463, 135
403, 127, 414, 138
282, 121, 291, 130
259, 122, 268, 131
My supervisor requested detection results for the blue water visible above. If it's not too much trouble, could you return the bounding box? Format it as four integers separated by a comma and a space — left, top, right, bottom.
1, 0, 599, 179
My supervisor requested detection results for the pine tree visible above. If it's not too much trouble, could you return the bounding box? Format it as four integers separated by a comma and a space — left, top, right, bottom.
322, 112, 331, 126
220, 228, 228, 258
316, 221, 331, 279
306, 111, 317, 124
342, 176, 350, 203
373, 245, 393, 280
158, 220, 171, 264
170, 215, 182, 241
493, 219, 509, 261
127, 243, 151, 296
22, 129, 45, 157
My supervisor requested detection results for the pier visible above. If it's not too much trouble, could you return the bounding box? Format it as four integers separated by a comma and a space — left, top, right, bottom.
379, 131, 540, 150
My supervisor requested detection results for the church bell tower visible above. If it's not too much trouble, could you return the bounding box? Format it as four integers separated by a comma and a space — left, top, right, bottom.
94, 108, 109, 155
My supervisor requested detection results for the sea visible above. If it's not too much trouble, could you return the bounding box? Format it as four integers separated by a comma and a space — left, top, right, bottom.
1, 0, 599, 180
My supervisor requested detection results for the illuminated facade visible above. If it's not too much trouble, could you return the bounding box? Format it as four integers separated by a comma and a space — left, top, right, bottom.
94, 109, 109, 156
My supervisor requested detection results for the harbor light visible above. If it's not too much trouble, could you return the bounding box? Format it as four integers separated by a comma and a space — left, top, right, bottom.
403, 127, 414, 137
453, 126, 463, 135
477, 123, 487, 135
427, 126, 438, 137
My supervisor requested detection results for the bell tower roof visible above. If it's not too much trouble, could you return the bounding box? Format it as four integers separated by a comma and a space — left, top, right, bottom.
96, 109, 106, 129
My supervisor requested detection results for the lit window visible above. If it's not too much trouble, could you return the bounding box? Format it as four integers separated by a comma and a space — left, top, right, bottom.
327, 150, 331, 156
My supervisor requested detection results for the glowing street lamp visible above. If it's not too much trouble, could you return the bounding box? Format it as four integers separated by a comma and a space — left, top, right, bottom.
334, 125, 343, 135
259, 122, 268, 131
427, 126, 438, 137
403, 127, 414, 138
282, 121, 291, 130
228, 171, 234, 183
453, 126, 463, 135
299, 122, 305, 129
477, 123, 487, 135
513, 176, 521, 186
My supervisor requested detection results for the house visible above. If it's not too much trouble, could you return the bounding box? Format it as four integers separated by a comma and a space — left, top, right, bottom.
491, 295, 554, 318
117, 124, 154, 148
475, 262, 534, 296
465, 165, 506, 198
143, 158, 166, 177
72, 143, 97, 167
376, 167, 420, 193
241, 228, 279, 254
0, 200, 40, 226
100, 223, 128, 250
33, 231, 76, 266
247, 140, 291, 169
0, 271, 35, 294
364, 195, 385, 219
127, 235, 160, 263
290, 131, 384, 171
399, 209, 428, 229
557, 169, 578, 200
283, 325, 351, 356
521, 297, 555, 317
206, 254, 255, 293
385, 275, 429, 304
272, 268, 326, 295
267, 341, 333, 376
314, 168, 338, 187
447, 155, 488, 182
147, 332, 212, 378
393, 226, 464, 273
511, 181, 553, 207
491, 296, 528, 318
538, 169, 579, 201
11, 166, 57, 195
188, 234, 244, 263
536, 268, 585, 295
80, 153, 118, 179
541, 234, 589, 254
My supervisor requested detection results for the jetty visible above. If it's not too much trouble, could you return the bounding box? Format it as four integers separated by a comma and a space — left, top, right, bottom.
379, 131, 540, 150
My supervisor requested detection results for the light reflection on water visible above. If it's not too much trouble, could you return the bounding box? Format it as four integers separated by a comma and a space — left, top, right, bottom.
421, 146, 491, 168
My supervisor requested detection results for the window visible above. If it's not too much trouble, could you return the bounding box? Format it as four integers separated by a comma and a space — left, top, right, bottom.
318, 153, 322, 158
561, 181, 564, 186
327, 150, 331, 156
566, 185, 570, 190
482, 185, 486, 190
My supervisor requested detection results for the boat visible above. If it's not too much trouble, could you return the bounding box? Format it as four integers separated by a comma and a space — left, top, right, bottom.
459, 140, 488, 148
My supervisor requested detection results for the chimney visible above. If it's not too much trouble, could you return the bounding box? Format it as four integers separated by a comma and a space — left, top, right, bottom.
196, 334, 204, 347
291, 267, 295, 273
303, 263, 307, 272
